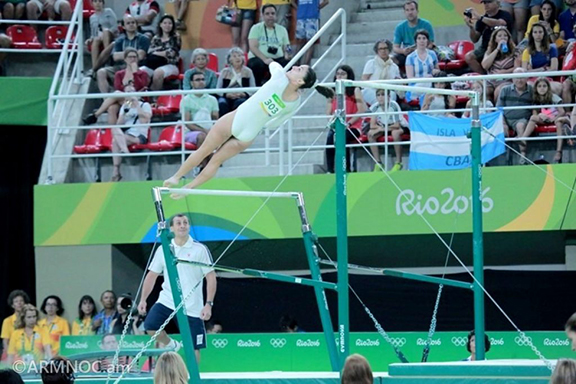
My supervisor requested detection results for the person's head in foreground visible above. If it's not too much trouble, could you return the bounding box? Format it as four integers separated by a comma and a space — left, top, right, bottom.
154, 351, 189, 384
341, 353, 373, 384
41, 357, 75, 384
565, 312, 576, 351
550, 359, 576, 384
0, 370, 24, 384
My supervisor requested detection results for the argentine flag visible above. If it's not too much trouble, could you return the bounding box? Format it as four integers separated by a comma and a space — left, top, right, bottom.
408, 111, 506, 171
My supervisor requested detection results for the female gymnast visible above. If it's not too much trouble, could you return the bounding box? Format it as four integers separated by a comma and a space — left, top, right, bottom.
163, 62, 333, 194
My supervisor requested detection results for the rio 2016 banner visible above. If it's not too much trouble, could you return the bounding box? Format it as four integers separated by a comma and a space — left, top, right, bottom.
34, 165, 576, 246
60, 332, 576, 372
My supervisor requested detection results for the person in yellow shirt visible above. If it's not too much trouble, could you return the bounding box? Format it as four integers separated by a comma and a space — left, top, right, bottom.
7, 304, 52, 365
1, 290, 30, 358
230, 0, 257, 52
262, 0, 296, 30
71, 295, 97, 336
38, 296, 70, 355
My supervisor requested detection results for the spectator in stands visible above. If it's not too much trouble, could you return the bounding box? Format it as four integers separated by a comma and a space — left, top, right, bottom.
181, 70, 219, 173
522, 0, 560, 50
183, 48, 218, 90
501, 0, 530, 42
41, 357, 75, 384
530, 0, 564, 16
559, 0, 576, 42
279, 314, 304, 332
2, 290, 30, 357
550, 359, 576, 384
0, 370, 24, 384
522, 22, 559, 71
26, 0, 71, 22
341, 354, 373, 384
422, 71, 456, 117
110, 294, 142, 335
125, 0, 159, 39
523, 77, 565, 161
294, 0, 330, 66
206, 320, 223, 334
482, 27, 516, 102
497, 67, 533, 141
464, 330, 491, 361
85, 48, 149, 126
565, 312, 576, 351
368, 89, 407, 172
1, 0, 25, 20
324, 65, 366, 173
464, 0, 513, 74
263, 0, 295, 30
248, 4, 291, 86
139, 213, 217, 363
361, 39, 401, 106
7, 304, 52, 365
96, 14, 150, 94
463, 81, 495, 117
38, 295, 69, 356
217, 47, 256, 116
71, 295, 97, 336
154, 351, 188, 384
140, 14, 181, 91
405, 29, 439, 104
392, 0, 435, 68
231, 0, 257, 53
93, 290, 117, 335
110, 85, 152, 181
86, 0, 118, 74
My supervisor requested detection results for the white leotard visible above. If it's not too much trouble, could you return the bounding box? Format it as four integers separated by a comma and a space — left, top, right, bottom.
231, 62, 301, 142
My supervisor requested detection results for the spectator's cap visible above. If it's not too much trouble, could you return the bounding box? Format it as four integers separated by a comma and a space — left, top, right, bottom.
191, 48, 209, 64
373, 39, 392, 53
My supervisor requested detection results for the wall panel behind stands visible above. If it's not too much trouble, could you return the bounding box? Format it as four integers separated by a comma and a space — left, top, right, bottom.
0, 125, 46, 339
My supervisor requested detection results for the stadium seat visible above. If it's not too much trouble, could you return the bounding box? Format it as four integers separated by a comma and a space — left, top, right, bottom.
534, 125, 557, 134
152, 94, 182, 116
147, 125, 197, 151
438, 40, 474, 71
45, 26, 76, 49
69, 0, 95, 18
166, 57, 184, 83
6, 25, 42, 49
73, 129, 112, 154
207, 52, 219, 73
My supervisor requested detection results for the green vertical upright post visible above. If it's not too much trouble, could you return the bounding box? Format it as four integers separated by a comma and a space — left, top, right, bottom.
152, 189, 201, 383
470, 94, 486, 360
334, 80, 349, 366
295, 193, 340, 371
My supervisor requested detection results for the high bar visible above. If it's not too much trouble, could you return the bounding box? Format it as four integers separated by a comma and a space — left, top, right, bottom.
157, 187, 300, 199
321, 79, 477, 98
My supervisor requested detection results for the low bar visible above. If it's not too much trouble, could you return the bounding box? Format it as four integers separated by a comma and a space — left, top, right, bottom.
160, 187, 299, 199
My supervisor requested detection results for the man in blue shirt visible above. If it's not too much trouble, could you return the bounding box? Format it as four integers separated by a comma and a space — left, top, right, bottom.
559, 0, 576, 40
392, 0, 435, 68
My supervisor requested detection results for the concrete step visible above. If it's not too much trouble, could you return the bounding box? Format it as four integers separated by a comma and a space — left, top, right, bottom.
354, 9, 404, 22
347, 20, 399, 36
312, 55, 369, 78
364, 0, 405, 10
317, 43, 373, 59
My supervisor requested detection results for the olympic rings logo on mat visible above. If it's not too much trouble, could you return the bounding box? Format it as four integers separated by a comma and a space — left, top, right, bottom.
514, 336, 533, 346
212, 339, 228, 349
451, 336, 467, 347
270, 338, 287, 348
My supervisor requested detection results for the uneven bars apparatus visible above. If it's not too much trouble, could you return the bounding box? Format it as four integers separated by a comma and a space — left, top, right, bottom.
151, 187, 342, 382
320, 79, 487, 362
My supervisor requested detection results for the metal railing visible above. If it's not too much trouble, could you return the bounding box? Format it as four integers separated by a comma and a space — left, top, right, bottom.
44, 8, 347, 182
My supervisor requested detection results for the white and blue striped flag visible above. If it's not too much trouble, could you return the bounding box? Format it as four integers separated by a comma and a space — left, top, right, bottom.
408, 110, 506, 171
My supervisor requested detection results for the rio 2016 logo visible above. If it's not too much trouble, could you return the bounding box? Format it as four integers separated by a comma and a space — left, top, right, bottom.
396, 187, 494, 216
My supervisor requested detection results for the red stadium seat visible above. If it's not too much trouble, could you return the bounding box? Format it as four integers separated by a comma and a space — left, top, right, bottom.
69, 0, 95, 18
73, 129, 112, 154
147, 125, 197, 151
207, 52, 219, 73
152, 94, 182, 116
438, 40, 474, 71
166, 57, 184, 82
45, 26, 76, 49
6, 25, 42, 49
534, 124, 557, 134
